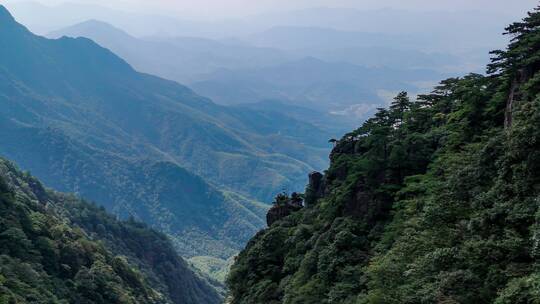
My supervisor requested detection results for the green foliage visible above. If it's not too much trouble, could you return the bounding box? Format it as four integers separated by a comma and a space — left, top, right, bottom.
55, 195, 223, 303
271, 192, 303, 207
228, 6, 540, 304
0, 167, 158, 303
189, 255, 235, 286
0, 158, 221, 304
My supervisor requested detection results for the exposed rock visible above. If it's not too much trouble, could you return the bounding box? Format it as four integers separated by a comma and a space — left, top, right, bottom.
343, 185, 392, 225
266, 204, 302, 226
266, 193, 303, 226
309, 171, 324, 195
305, 171, 324, 207
505, 67, 531, 128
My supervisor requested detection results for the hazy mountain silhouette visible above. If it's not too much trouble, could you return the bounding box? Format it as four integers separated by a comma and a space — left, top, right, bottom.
191, 57, 443, 119
49, 20, 452, 124
49, 20, 295, 83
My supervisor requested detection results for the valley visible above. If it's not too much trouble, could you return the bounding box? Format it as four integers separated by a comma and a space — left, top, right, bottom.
0, 1, 538, 303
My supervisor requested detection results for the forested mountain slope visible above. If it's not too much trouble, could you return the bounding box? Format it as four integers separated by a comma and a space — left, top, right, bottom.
228, 7, 540, 304
0, 4, 328, 203
0, 5, 329, 265
0, 158, 221, 303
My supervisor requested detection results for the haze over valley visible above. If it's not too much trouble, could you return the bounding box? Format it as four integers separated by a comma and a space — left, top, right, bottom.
7, 0, 536, 126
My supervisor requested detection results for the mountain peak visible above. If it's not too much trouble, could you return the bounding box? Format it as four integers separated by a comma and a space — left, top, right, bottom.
0, 5, 28, 34
75, 19, 120, 31
49, 18, 135, 41
0, 5, 16, 24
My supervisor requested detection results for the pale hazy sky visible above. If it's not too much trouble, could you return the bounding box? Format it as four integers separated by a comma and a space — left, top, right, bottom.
5, 0, 539, 19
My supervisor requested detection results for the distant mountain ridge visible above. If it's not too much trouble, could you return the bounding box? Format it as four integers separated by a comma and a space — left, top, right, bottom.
7, 1, 522, 49
244, 26, 463, 70
49, 19, 451, 124
48, 19, 295, 83
246, 26, 419, 50
191, 56, 442, 117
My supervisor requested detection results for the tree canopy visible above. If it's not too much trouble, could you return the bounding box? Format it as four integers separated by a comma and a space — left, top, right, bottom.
227, 6, 540, 304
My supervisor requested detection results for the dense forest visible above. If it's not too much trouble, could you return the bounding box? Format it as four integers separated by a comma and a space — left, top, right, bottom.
228, 7, 540, 304
0, 158, 221, 304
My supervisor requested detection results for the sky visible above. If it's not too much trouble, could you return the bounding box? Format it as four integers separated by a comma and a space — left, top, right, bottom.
4, 0, 539, 19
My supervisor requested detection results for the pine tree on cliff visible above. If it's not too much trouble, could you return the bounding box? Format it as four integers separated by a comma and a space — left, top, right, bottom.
488, 5, 540, 127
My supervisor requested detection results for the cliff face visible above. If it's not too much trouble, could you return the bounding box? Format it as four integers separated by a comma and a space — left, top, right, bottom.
227, 7, 540, 304
266, 192, 304, 226
266, 204, 302, 226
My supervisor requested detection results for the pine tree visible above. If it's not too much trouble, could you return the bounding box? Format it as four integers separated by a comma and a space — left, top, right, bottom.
389, 91, 411, 125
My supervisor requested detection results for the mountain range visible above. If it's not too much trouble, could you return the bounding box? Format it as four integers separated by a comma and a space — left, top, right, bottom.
48, 20, 448, 125
48, 20, 295, 84
190, 57, 441, 112
0, 5, 331, 279
6, 1, 527, 49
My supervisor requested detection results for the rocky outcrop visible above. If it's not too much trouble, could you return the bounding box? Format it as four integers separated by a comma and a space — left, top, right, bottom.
304, 171, 325, 207
266, 193, 303, 226
266, 205, 298, 226
309, 172, 324, 195
505, 67, 531, 128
